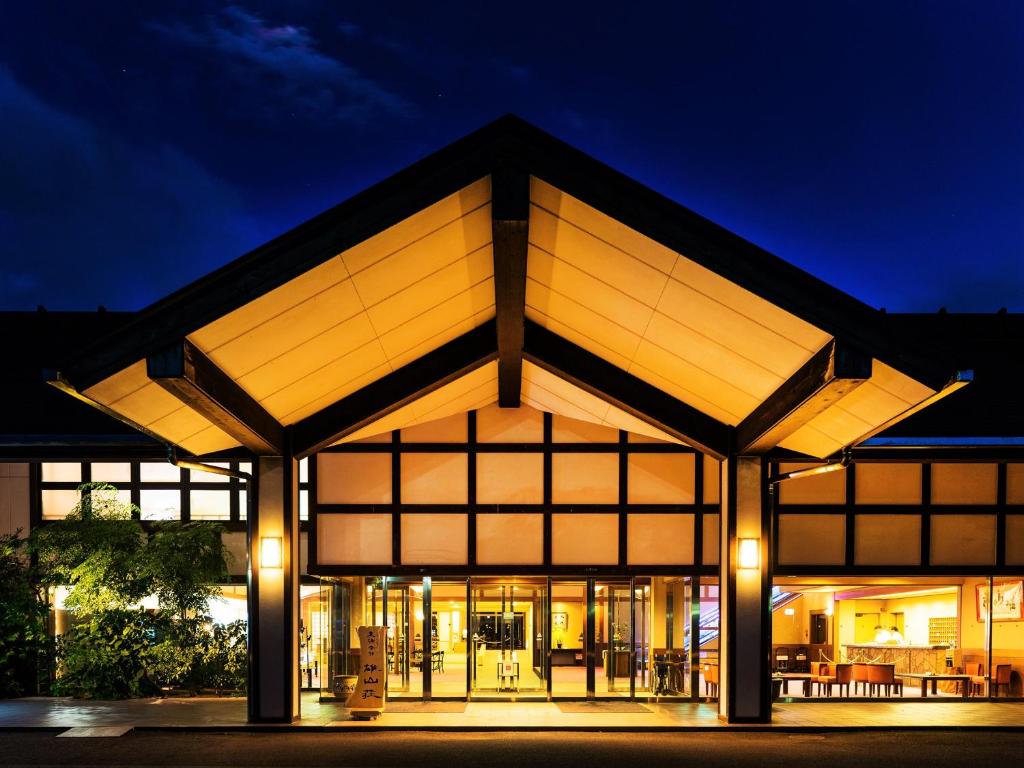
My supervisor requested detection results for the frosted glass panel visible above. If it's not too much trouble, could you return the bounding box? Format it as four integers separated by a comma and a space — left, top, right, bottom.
551, 415, 617, 443
777, 463, 846, 504
777, 514, 846, 565
854, 514, 921, 565
42, 463, 81, 482
476, 453, 543, 504
401, 413, 468, 443
476, 403, 543, 442
703, 514, 720, 565
627, 514, 694, 565
552, 513, 618, 565
930, 514, 996, 565
400, 514, 468, 564
318, 513, 392, 565
190, 490, 231, 520
90, 462, 131, 483
317, 453, 392, 504
1008, 464, 1024, 504
140, 489, 181, 520
476, 513, 544, 564
551, 454, 618, 504
299, 457, 308, 483
188, 462, 230, 483
627, 453, 695, 504
41, 489, 80, 520
140, 462, 183, 482
1006, 515, 1024, 565
855, 463, 921, 504
703, 459, 721, 504
931, 463, 998, 505
401, 453, 468, 504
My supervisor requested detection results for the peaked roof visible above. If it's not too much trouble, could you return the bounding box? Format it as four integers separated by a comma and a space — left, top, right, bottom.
49, 115, 968, 460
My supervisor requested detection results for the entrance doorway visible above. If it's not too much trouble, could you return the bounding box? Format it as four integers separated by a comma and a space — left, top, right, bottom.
469, 578, 547, 698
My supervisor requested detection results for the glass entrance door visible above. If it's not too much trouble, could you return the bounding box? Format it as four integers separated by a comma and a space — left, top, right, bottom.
470, 577, 547, 697
596, 579, 632, 697
384, 579, 424, 699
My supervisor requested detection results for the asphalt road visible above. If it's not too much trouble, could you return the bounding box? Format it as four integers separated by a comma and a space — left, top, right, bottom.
0, 731, 1021, 768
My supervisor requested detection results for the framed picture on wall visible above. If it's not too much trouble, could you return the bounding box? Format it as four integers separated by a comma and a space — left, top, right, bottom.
977, 580, 1024, 622
552, 612, 569, 631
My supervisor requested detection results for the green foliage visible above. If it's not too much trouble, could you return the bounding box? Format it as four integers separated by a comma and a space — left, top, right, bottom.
0, 533, 48, 697
52, 609, 162, 699
27, 482, 244, 698
29, 484, 148, 613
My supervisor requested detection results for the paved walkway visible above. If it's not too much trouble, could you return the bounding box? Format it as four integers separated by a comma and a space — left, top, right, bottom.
1, 695, 1022, 730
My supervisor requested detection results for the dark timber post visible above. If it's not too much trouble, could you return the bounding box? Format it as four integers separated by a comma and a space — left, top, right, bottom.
247, 456, 300, 722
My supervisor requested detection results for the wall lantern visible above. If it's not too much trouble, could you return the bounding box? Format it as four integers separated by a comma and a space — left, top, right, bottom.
737, 538, 760, 569
260, 537, 283, 569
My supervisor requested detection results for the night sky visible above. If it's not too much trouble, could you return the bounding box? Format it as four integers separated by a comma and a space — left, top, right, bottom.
2, 2, 1022, 313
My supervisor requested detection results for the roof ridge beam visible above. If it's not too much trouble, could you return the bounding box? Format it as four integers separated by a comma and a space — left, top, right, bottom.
288, 321, 498, 457
734, 338, 872, 454
522, 320, 732, 459
492, 165, 530, 407
147, 339, 285, 455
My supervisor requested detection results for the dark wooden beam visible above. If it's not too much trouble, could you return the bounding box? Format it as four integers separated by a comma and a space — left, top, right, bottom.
522, 320, 732, 459
734, 339, 872, 454
147, 339, 285, 455
289, 321, 498, 458
492, 165, 529, 407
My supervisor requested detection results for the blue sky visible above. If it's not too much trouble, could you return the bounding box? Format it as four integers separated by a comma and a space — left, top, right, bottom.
1, 2, 1021, 312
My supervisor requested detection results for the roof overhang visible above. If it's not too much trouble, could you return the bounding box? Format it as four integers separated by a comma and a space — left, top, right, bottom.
50, 116, 966, 460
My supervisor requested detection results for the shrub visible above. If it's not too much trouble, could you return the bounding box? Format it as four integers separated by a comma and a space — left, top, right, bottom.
0, 533, 47, 697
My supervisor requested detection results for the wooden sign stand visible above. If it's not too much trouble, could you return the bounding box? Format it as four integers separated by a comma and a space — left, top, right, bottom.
347, 626, 387, 720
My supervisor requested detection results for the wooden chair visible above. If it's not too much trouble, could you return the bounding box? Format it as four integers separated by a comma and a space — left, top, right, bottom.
991, 664, 1012, 697
852, 663, 870, 695
794, 647, 809, 673
703, 664, 719, 697
867, 663, 903, 697
810, 661, 835, 696
967, 662, 986, 697
774, 646, 791, 672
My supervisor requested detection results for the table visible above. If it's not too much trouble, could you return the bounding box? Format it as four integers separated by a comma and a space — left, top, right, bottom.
899, 673, 972, 698
773, 673, 814, 697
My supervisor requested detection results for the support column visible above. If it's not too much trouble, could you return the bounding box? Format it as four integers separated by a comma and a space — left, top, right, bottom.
248, 456, 300, 723
718, 456, 771, 723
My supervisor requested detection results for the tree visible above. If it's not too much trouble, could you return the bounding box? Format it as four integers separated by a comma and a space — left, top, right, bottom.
0, 533, 47, 697
142, 521, 230, 622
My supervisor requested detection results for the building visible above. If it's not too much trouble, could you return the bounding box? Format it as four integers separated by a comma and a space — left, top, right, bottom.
2, 116, 1022, 724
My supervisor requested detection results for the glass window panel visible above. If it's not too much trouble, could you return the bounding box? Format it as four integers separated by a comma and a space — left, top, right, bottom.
777, 463, 846, 504
299, 457, 308, 483
627, 454, 695, 504
627, 514, 694, 565
317, 454, 392, 504
476, 513, 544, 564
855, 463, 922, 504
222, 531, 248, 576
854, 514, 921, 565
776, 514, 846, 565
551, 454, 618, 504
475, 453, 543, 504
190, 490, 231, 520
41, 489, 80, 520
238, 489, 247, 521
1007, 516, 1024, 566
1008, 464, 1024, 504
400, 513, 468, 564
702, 513, 720, 565
140, 489, 181, 520
931, 463, 998, 505
189, 462, 229, 483
551, 415, 617, 443
551, 513, 618, 565
475, 403, 543, 442
90, 462, 131, 483
139, 462, 183, 482
239, 462, 252, 477
400, 454, 467, 504
930, 514, 996, 565
300, 490, 309, 521
703, 458, 721, 505
41, 463, 81, 483
317, 513, 392, 565
89, 486, 132, 513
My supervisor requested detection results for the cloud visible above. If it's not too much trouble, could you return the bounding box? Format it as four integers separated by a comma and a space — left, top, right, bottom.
149, 6, 413, 124
0, 66, 260, 310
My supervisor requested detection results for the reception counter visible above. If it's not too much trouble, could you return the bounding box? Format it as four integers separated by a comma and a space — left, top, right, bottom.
844, 644, 952, 676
